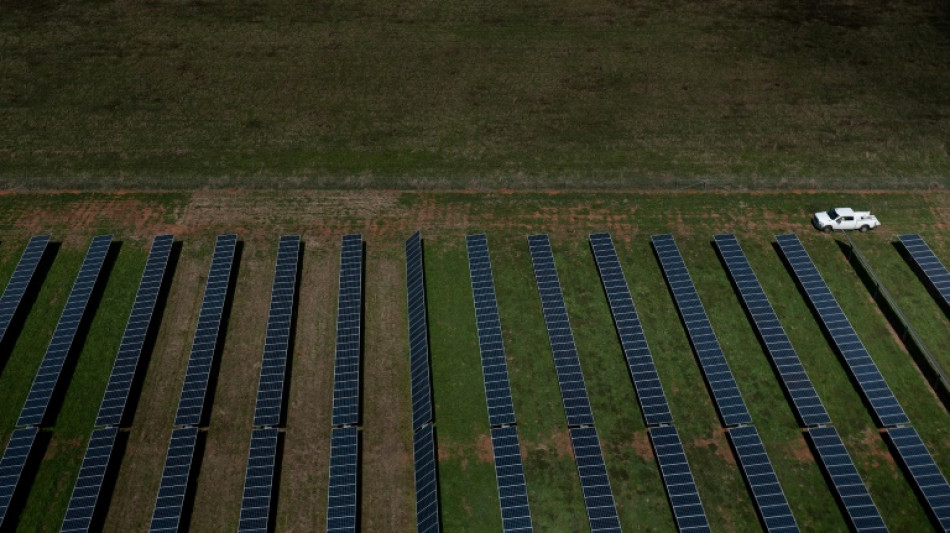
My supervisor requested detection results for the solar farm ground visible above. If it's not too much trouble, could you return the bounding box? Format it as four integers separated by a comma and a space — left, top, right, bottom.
0, 189, 949, 531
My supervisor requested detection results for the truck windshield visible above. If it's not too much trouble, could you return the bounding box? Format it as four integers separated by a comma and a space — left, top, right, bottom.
828, 208, 838, 219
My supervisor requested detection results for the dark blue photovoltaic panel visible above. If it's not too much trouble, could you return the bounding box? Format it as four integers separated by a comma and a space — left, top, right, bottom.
590, 233, 674, 427
806, 427, 887, 533
885, 426, 950, 531
713, 234, 831, 427
0, 427, 38, 527
406, 232, 434, 430
18, 234, 111, 427
96, 235, 174, 427
727, 426, 799, 532
0, 235, 49, 346
238, 428, 279, 532
569, 427, 621, 533
327, 426, 358, 533
253, 235, 299, 428
648, 426, 711, 533
776, 233, 909, 428
491, 426, 532, 532
61, 427, 118, 532
899, 234, 950, 311
466, 234, 516, 427
175, 234, 238, 427
527, 234, 595, 428
414, 423, 440, 533
149, 427, 198, 532
332, 234, 362, 427
652, 234, 752, 427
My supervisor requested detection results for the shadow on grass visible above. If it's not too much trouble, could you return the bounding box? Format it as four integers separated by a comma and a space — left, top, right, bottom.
0, 241, 60, 378
200, 239, 242, 428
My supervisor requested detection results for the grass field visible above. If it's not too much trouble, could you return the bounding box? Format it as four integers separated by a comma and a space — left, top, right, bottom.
2, 1, 950, 188
0, 190, 950, 531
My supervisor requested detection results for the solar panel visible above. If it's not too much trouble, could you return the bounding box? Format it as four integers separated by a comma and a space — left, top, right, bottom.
713, 234, 831, 428
885, 426, 950, 531
60, 427, 119, 532
898, 234, 950, 311
0, 235, 50, 347
648, 426, 711, 533
589, 232, 674, 427
526, 234, 595, 428
651, 234, 752, 427
413, 423, 440, 533
727, 426, 799, 532
174, 234, 238, 427
96, 235, 174, 427
253, 235, 300, 428
331, 234, 363, 427
326, 426, 359, 533
149, 427, 198, 532
406, 231, 434, 430
238, 428, 279, 533
466, 234, 516, 427
806, 427, 887, 533
775, 234, 909, 428
569, 427, 621, 533
0, 427, 38, 527
491, 426, 532, 532
17, 234, 112, 427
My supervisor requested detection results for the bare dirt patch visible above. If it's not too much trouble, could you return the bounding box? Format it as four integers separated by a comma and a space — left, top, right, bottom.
692, 427, 736, 466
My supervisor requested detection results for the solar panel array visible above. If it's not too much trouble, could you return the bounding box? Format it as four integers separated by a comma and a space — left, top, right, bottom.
526, 234, 595, 428
885, 426, 950, 531
413, 423, 440, 533
327, 427, 359, 533
60, 427, 118, 532
589, 232, 673, 427
775, 234, 909, 428
150, 427, 199, 532
713, 234, 830, 427
527, 234, 621, 533
898, 234, 950, 310
331, 234, 363, 427
18, 234, 112, 427
0, 235, 50, 346
175, 234, 238, 427
491, 427, 532, 532
651, 234, 752, 427
807, 427, 888, 532
406, 231, 434, 430
238, 428, 279, 532
0, 427, 38, 527
253, 235, 299, 428
97, 235, 174, 427
648, 426, 712, 533
728, 426, 799, 532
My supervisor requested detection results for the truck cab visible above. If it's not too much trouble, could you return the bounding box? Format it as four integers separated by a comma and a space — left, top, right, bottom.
812, 208, 880, 232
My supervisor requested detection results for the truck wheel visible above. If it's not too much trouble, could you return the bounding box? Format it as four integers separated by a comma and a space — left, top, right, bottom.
860, 225, 869, 232
822, 226, 832, 233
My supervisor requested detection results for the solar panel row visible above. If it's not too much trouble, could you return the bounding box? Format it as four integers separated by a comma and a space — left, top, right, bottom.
885, 426, 950, 531
406, 231, 434, 431
898, 234, 950, 311
413, 424, 440, 533
61, 427, 118, 533
648, 426, 712, 533
727, 426, 799, 533
18, 235, 112, 428
651, 234, 752, 427
331, 234, 363, 428
775, 234, 909, 428
0, 427, 38, 527
238, 428, 279, 533
491, 426, 532, 532
569, 427, 622, 533
175, 234, 238, 427
526, 234, 595, 428
97, 235, 174, 428
713, 234, 831, 427
0, 235, 50, 347
253, 235, 300, 428
806, 427, 888, 533
589, 232, 674, 427
327, 427, 359, 533
150, 427, 199, 532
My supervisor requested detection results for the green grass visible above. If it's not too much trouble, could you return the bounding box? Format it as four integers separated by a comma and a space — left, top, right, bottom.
2, 1, 950, 187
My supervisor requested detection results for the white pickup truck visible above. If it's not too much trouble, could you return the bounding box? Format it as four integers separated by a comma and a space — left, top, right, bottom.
812, 208, 881, 232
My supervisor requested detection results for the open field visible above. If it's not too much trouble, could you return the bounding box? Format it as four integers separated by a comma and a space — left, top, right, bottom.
0, 190, 950, 531
2, 1, 950, 188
